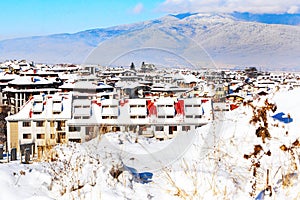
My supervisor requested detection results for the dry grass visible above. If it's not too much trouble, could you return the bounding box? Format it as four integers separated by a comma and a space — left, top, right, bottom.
243, 97, 300, 198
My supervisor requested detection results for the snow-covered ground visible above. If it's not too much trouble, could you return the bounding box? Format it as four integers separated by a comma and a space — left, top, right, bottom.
1, 87, 300, 199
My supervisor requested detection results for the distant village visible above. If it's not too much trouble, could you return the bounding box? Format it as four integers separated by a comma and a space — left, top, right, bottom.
0, 59, 299, 161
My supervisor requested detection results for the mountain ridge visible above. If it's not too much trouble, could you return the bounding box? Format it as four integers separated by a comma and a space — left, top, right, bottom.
1, 12, 300, 69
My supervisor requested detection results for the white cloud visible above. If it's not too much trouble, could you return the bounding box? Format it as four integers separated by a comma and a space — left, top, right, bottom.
132, 3, 144, 14
287, 6, 299, 14
159, 0, 300, 14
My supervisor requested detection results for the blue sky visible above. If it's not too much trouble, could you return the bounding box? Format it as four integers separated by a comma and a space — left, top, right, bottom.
0, 0, 299, 40
0, 0, 165, 39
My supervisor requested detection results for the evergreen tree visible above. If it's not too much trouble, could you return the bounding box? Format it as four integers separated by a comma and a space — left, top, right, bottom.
130, 62, 135, 71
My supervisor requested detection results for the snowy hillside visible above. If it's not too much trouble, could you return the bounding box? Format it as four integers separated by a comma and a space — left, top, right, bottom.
1, 87, 300, 199
0, 13, 300, 69
87, 13, 300, 69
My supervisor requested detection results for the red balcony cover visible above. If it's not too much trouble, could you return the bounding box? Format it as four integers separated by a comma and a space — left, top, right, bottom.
147, 100, 157, 116
175, 100, 185, 116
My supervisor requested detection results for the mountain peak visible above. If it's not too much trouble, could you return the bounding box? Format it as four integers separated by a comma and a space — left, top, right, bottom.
170, 12, 199, 19
0, 12, 300, 69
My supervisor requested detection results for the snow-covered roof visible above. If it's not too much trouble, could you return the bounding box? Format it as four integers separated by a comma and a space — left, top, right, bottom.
0, 73, 19, 81
60, 81, 98, 90
74, 107, 90, 116
128, 99, 146, 105
73, 99, 90, 106
33, 95, 44, 102
58, 73, 78, 80
52, 103, 62, 113
182, 74, 199, 84
123, 82, 145, 89
8, 76, 53, 85
33, 103, 43, 112
151, 83, 188, 92
109, 77, 120, 81
97, 83, 114, 89
6, 93, 72, 121
52, 95, 63, 102
156, 98, 175, 105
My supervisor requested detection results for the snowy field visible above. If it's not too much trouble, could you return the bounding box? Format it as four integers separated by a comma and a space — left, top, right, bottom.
1, 87, 300, 199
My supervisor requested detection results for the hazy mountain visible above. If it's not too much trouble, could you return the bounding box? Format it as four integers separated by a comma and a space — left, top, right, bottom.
0, 23, 150, 64
1, 13, 300, 69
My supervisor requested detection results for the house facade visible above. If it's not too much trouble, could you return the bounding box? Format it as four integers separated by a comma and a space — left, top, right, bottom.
6, 91, 213, 156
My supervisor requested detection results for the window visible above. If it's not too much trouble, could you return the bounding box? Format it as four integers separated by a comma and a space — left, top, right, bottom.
166, 105, 173, 107
158, 116, 165, 118
56, 121, 65, 131
102, 116, 117, 119
112, 127, 120, 132
182, 126, 190, 131
82, 116, 89, 119
37, 133, 45, 139
130, 116, 137, 119
155, 126, 164, 131
50, 121, 55, 127
195, 115, 202, 118
74, 116, 81, 119
186, 115, 193, 118
23, 133, 31, 139
36, 121, 44, 127
22, 121, 31, 127
59, 133, 66, 139
85, 127, 94, 135
185, 105, 193, 107
166, 115, 173, 118
83, 105, 90, 108
50, 134, 55, 139
138, 116, 146, 119
194, 105, 201, 107
69, 126, 81, 132
169, 126, 177, 135
129, 125, 136, 131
